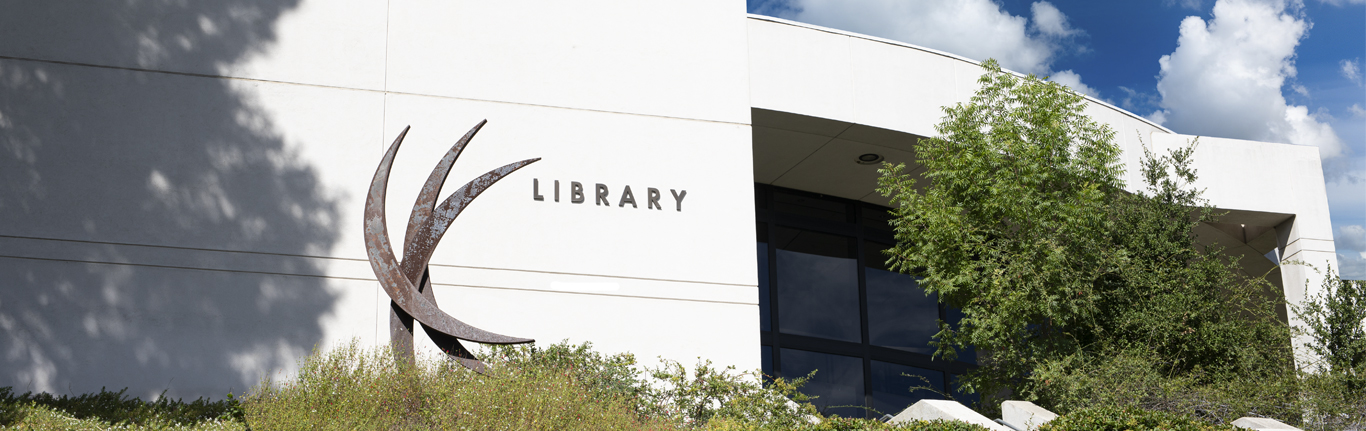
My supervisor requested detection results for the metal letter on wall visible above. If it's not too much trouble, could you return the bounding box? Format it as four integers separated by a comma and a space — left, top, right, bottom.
364, 120, 536, 371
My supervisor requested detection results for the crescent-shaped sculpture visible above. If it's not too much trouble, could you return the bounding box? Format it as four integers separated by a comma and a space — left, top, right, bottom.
364, 120, 537, 371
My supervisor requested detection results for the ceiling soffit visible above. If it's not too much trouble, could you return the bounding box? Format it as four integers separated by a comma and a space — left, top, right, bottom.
751, 108, 926, 206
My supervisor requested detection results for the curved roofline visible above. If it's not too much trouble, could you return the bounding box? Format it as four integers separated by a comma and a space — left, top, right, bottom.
745, 14, 1174, 135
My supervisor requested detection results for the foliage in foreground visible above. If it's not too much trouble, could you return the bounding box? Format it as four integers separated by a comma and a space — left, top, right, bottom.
1038, 406, 1238, 431
1293, 268, 1366, 430
877, 58, 1293, 416
0, 341, 997, 430
707, 417, 991, 431
1022, 270, 1366, 430
1027, 349, 1299, 424
240, 340, 999, 431
242, 341, 666, 430
0, 386, 244, 430
1296, 267, 1366, 392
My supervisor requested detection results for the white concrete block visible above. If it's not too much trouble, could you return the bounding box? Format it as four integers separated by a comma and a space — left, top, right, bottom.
1001, 401, 1058, 431
746, 19, 854, 124
889, 400, 1012, 431
1232, 417, 1302, 430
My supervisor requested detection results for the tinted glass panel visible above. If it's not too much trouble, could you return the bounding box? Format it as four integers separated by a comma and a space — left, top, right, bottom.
780, 349, 865, 418
756, 184, 977, 416
773, 190, 849, 222
773, 227, 854, 259
758, 242, 771, 332
866, 268, 938, 354
776, 248, 860, 342
762, 345, 774, 379
863, 240, 893, 272
870, 361, 944, 417
862, 205, 895, 232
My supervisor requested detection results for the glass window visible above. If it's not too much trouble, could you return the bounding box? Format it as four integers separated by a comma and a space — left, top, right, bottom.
755, 184, 976, 419
773, 190, 849, 223
774, 227, 859, 342
773, 226, 854, 258
863, 239, 893, 272
866, 268, 938, 354
762, 345, 774, 379
865, 241, 938, 354
862, 205, 895, 232
758, 242, 771, 332
870, 360, 944, 417
780, 349, 865, 418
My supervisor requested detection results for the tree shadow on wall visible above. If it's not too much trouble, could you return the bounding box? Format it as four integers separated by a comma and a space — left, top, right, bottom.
0, 0, 347, 399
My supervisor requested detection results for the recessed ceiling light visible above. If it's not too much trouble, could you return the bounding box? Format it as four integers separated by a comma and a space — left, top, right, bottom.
856, 153, 884, 164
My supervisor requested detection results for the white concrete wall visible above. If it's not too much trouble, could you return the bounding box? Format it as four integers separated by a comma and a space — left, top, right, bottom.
0, 0, 758, 400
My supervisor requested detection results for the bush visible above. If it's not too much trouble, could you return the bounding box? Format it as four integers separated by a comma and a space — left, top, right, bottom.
1293, 267, 1366, 431
1020, 268, 1366, 429
241, 340, 665, 430
705, 416, 991, 431
0, 342, 1002, 430
240, 340, 1003, 430
1027, 349, 1301, 424
1039, 406, 1238, 431
0, 386, 244, 430
648, 358, 817, 428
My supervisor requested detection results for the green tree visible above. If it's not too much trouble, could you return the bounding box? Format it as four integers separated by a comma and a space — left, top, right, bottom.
876, 59, 1291, 413
1296, 267, 1366, 391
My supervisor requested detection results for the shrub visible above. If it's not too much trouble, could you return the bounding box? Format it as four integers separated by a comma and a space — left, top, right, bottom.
648, 358, 817, 428
0, 386, 244, 430
1293, 267, 1366, 430
1026, 348, 1301, 424
241, 340, 665, 430
704, 416, 991, 431
1039, 406, 1238, 431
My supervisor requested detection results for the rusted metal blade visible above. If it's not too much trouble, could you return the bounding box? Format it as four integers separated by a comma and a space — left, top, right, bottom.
364, 127, 534, 346
391, 121, 488, 370
398, 158, 541, 279
401, 120, 487, 285
413, 268, 488, 372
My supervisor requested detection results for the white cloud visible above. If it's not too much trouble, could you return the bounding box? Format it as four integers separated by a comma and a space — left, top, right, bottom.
1166, 0, 1207, 9
1031, 2, 1078, 37
1281, 106, 1347, 157
1147, 110, 1169, 125
774, 0, 1080, 76
1337, 225, 1366, 251
1350, 104, 1366, 117
1340, 251, 1366, 279
1292, 84, 1309, 97
1154, 0, 1346, 158
1342, 59, 1362, 85
1049, 70, 1099, 97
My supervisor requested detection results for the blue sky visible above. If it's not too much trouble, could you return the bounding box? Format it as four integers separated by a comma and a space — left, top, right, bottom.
749, 0, 1366, 279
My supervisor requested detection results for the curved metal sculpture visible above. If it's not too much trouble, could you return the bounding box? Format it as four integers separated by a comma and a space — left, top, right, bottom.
364, 120, 537, 371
